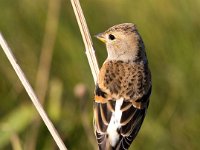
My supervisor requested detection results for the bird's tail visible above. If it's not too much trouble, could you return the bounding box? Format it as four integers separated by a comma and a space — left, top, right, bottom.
96, 132, 114, 150
99, 138, 114, 150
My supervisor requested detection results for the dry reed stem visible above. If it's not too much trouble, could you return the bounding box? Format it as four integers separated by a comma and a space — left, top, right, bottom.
70, 0, 100, 148
0, 33, 67, 150
70, 0, 99, 83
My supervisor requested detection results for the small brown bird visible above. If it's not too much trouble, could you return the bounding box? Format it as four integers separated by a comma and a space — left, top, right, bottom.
94, 23, 152, 150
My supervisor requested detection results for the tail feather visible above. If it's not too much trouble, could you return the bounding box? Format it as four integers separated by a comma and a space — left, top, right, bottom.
96, 133, 132, 150
96, 132, 114, 150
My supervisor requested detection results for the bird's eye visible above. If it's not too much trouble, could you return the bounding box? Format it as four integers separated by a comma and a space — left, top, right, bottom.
108, 34, 115, 40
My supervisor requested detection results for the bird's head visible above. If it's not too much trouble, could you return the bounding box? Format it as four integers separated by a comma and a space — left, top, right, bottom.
95, 23, 146, 62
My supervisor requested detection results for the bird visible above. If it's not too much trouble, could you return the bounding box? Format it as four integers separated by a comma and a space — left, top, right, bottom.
93, 23, 152, 150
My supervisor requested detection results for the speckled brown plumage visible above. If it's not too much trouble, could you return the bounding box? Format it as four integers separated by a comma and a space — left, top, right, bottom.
97, 60, 151, 109
94, 23, 152, 150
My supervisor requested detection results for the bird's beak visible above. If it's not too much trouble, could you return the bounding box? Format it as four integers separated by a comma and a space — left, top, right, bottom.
95, 33, 106, 43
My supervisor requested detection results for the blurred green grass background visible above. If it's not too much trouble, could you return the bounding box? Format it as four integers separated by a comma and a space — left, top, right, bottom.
1, 0, 200, 149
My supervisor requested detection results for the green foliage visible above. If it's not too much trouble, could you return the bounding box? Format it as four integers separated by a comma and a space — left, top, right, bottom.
1, 0, 200, 149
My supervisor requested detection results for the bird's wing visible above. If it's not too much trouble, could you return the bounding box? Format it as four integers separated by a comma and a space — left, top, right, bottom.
93, 61, 151, 150
94, 85, 151, 150
115, 86, 151, 150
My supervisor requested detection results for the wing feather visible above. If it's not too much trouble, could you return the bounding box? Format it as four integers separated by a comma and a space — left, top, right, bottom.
94, 60, 151, 150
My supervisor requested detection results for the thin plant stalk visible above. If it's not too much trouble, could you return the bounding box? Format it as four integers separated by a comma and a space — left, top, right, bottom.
0, 33, 67, 150
70, 0, 99, 83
